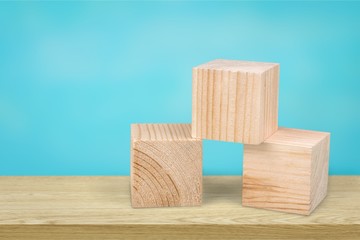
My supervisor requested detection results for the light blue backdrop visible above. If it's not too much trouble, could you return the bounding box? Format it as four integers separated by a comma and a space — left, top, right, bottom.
1, 2, 359, 175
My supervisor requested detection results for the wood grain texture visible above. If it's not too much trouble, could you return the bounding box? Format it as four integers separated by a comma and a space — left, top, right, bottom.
0, 176, 359, 240
131, 123, 202, 208
192, 59, 279, 144
243, 127, 331, 215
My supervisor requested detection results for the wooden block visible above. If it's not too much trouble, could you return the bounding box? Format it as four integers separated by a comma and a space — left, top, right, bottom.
242, 127, 331, 215
192, 59, 279, 144
130, 123, 202, 208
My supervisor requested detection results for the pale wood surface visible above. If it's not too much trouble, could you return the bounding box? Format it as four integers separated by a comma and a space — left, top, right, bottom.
192, 59, 279, 145
130, 124, 202, 208
0, 176, 359, 240
194, 59, 278, 73
131, 123, 193, 141
243, 127, 330, 215
264, 127, 330, 147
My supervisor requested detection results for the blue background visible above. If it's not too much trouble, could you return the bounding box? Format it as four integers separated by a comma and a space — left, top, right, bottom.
1, 2, 359, 176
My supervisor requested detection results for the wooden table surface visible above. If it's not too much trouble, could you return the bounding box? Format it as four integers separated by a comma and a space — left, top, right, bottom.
0, 176, 359, 239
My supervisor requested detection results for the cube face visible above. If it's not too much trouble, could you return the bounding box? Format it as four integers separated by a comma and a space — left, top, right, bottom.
310, 134, 330, 213
243, 144, 312, 215
131, 124, 202, 208
192, 59, 279, 144
242, 128, 330, 215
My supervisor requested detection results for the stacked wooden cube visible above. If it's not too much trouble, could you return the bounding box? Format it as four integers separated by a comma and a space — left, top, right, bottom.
130, 59, 330, 215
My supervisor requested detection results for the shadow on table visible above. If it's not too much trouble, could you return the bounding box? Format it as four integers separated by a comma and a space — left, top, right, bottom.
202, 176, 242, 205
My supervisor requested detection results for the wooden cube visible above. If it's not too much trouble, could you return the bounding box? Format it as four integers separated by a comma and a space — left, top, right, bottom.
242, 127, 330, 215
130, 123, 202, 208
192, 59, 279, 144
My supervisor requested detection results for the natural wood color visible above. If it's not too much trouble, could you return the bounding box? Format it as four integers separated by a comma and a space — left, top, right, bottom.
243, 127, 330, 215
130, 123, 202, 208
192, 59, 279, 144
0, 176, 359, 240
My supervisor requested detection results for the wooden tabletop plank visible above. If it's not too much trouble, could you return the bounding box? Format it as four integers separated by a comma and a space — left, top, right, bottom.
0, 176, 359, 239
